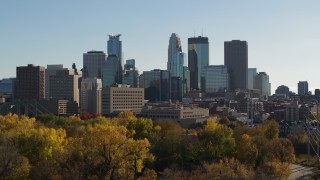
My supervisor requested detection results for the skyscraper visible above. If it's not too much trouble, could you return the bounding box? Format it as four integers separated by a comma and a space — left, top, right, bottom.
122, 59, 139, 87
224, 40, 248, 91
108, 34, 123, 68
15, 64, 45, 101
298, 81, 308, 95
248, 68, 257, 90
168, 33, 184, 78
102, 55, 122, 87
255, 72, 271, 96
80, 78, 102, 112
188, 36, 209, 91
83, 51, 106, 79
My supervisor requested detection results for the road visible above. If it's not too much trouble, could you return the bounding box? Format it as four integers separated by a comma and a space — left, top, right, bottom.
288, 164, 313, 180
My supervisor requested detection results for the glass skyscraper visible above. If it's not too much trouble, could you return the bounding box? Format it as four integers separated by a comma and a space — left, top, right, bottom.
102, 55, 122, 87
83, 51, 106, 79
201, 65, 229, 93
188, 36, 209, 91
107, 34, 123, 68
248, 68, 257, 90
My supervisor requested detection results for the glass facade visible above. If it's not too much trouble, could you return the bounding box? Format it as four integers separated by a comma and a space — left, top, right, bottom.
201, 65, 229, 93
248, 68, 257, 90
141, 69, 171, 102
255, 72, 271, 96
102, 55, 122, 87
107, 34, 123, 68
83, 51, 106, 79
188, 36, 209, 91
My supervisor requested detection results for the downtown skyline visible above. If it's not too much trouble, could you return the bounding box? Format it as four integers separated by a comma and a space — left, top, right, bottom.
1, 1, 320, 93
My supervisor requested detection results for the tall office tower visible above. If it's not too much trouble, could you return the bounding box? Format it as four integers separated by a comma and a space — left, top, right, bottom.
182, 66, 190, 95
49, 69, 79, 104
122, 59, 139, 87
188, 36, 209, 91
255, 72, 271, 96
140, 69, 171, 102
80, 78, 102, 112
201, 65, 229, 93
275, 85, 290, 96
83, 51, 107, 79
45, 64, 66, 99
15, 64, 45, 101
108, 34, 123, 68
168, 33, 185, 78
102, 55, 122, 87
298, 81, 308, 95
224, 40, 248, 91
248, 68, 257, 90
0, 78, 15, 102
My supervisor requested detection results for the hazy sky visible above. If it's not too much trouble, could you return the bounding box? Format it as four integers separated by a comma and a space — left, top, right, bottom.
1, 0, 320, 93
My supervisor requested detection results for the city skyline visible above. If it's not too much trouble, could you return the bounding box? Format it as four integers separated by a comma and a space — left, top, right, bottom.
1, 1, 320, 93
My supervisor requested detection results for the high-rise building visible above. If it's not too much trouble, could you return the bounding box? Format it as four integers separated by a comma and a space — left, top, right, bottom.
168, 33, 184, 78
248, 68, 257, 90
224, 40, 248, 90
45, 64, 66, 99
15, 64, 45, 101
83, 51, 106, 79
102, 85, 144, 115
80, 78, 102, 112
49, 69, 79, 104
102, 55, 122, 87
122, 59, 139, 87
182, 66, 190, 95
188, 36, 209, 91
201, 65, 229, 93
140, 69, 171, 102
255, 72, 271, 96
0, 78, 15, 102
298, 81, 308, 95
108, 34, 123, 68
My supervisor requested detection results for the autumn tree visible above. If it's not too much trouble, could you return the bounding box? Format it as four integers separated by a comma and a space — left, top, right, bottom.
236, 134, 258, 168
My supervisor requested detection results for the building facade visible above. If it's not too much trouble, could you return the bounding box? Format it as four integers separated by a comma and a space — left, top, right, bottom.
80, 78, 102, 112
83, 51, 106, 79
298, 81, 308, 95
102, 55, 122, 87
122, 59, 138, 87
224, 40, 248, 90
45, 64, 66, 99
255, 72, 271, 96
102, 85, 144, 115
248, 68, 257, 90
15, 64, 45, 101
188, 36, 209, 91
107, 34, 123, 68
201, 65, 229, 93
49, 69, 79, 104
140, 69, 171, 102
275, 85, 290, 96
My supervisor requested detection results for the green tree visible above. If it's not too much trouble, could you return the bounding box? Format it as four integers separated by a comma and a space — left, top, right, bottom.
236, 134, 258, 168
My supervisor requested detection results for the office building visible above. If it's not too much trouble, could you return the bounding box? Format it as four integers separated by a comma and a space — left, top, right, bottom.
49, 69, 79, 104
83, 51, 106, 79
248, 68, 257, 90
80, 78, 102, 112
122, 59, 138, 87
168, 33, 185, 78
45, 64, 66, 99
298, 81, 308, 95
15, 64, 45, 101
102, 85, 144, 115
140, 69, 171, 102
201, 65, 229, 93
188, 36, 209, 90
224, 40, 248, 90
102, 55, 122, 87
108, 34, 123, 68
255, 72, 271, 96
182, 66, 190, 95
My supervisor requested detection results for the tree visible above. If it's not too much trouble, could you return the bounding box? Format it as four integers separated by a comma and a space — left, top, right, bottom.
259, 120, 279, 140
127, 117, 154, 140
199, 119, 236, 161
236, 134, 258, 168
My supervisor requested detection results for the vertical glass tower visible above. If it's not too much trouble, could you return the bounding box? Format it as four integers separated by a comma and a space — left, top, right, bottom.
168, 33, 183, 78
107, 34, 123, 68
102, 55, 122, 87
188, 36, 209, 91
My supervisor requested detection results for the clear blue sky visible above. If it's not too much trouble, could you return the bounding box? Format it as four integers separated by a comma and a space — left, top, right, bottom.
1, 0, 320, 93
